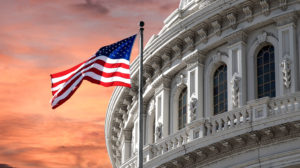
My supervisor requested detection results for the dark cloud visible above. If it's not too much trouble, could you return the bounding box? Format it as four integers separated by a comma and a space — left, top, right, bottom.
0, 164, 14, 168
72, 0, 109, 16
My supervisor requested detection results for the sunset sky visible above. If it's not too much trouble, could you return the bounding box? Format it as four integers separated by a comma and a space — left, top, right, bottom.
0, 0, 178, 167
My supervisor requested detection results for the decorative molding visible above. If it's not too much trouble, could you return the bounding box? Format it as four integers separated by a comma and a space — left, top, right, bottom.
183, 30, 195, 51
281, 57, 291, 88
151, 56, 162, 75
226, 10, 237, 29
155, 122, 163, 140
197, 23, 208, 43
273, 12, 298, 27
189, 93, 198, 121
225, 31, 248, 45
256, 31, 268, 45
242, 4, 253, 22
279, 0, 287, 11
231, 73, 241, 108
260, 0, 270, 16
144, 64, 154, 84
183, 50, 205, 70
161, 49, 172, 68
124, 129, 132, 141
176, 74, 187, 90
211, 20, 222, 36
171, 39, 183, 58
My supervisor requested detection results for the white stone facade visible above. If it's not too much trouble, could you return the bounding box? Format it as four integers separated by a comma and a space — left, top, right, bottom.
105, 0, 300, 168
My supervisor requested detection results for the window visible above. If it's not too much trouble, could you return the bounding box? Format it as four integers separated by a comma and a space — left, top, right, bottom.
178, 88, 187, 130
257, 45, 275, 98
213, 64, 228, 115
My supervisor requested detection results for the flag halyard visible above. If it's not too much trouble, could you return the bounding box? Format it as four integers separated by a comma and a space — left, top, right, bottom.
50, 35, 136, 109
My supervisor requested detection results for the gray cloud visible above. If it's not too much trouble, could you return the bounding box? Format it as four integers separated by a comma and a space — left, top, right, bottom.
72, 0, 109, 16
0, 164, 14, 168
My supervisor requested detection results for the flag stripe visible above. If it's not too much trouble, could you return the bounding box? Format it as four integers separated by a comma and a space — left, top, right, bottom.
51, 56, 130, 83
51, 72, 131, 108
50, 34, 136, 109
51, 68, 130, 92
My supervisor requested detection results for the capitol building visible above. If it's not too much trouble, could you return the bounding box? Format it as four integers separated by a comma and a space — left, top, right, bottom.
105, 0, 300, 167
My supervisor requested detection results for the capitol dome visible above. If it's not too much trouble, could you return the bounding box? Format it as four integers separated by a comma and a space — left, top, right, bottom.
105, 0, 300, 167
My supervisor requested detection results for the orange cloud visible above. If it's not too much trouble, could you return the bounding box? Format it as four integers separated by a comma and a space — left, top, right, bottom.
0, 0, 177, 167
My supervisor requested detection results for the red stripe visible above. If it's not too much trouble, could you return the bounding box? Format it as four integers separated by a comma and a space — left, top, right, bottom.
51, 61, 86, 78
51, 60, 129, 88
51, 59, 129, 80
51, 67, 130, 88
51, 75, 131, 109
52, 67, 130, 101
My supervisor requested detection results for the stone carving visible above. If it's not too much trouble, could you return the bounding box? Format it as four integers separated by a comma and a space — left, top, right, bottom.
176, 74, 187, 90
155, 122, 163, 140
257, 31, 267, 44
260, 0, 269, 16
231, 73, 241, 108
279, 0, 287, 10
227, 12, 237, 29
189, 93, 198, 121
197, 28, 208, 43
281, 57, 291, 88
211, 20, 221, 36
243, 6, 253, 22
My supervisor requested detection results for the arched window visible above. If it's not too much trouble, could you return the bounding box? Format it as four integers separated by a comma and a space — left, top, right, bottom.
257, 45, 275, 98
178, 88, 187, 130
213, 64, 228, 115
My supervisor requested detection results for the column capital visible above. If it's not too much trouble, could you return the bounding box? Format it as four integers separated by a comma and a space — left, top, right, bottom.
183, 50, 205, 70
225, 31, 248, 46
273, 12, 298, 27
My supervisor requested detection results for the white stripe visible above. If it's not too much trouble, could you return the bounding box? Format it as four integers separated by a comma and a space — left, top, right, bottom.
51, 72, 130, 107
52, 62, 130, 93
52, 63, 130, 92
51, 82, 65, 92
51, 56, 129, 84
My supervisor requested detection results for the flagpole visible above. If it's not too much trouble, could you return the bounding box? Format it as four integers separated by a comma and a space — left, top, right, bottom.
138, 21, 144, 168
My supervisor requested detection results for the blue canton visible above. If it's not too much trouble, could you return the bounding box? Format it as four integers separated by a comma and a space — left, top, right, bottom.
95, 35, 136, 61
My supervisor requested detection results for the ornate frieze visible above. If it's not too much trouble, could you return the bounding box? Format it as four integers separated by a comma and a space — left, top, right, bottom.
280, 57, 291, 88
260, 0, 269, 16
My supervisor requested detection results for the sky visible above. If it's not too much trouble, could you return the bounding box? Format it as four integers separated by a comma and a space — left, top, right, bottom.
0, 0, 178, 168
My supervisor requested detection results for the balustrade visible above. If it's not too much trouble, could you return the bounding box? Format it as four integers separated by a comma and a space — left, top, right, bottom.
121, 93, 300, 168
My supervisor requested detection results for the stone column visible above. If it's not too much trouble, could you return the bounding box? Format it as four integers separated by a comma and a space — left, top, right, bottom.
275, 13, 298, 95
122, 129, 132, 163
225, 31, 248, 110
153, 76, 171, 140
183, 50, 205, 139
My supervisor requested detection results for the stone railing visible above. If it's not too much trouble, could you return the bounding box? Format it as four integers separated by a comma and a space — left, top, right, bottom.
205, 106, 251, 136
121, 93, 300, 168
120, 155, 137, 168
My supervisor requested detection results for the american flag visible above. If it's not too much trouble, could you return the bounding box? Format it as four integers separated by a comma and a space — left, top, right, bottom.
50, 35, 136, 109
